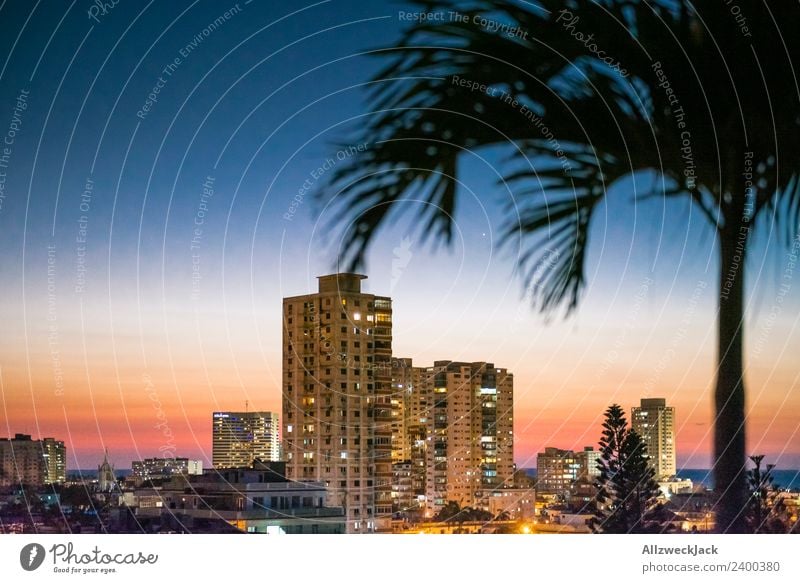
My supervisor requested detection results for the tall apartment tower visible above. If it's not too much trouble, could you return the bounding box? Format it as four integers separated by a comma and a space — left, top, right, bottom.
631, 398, 676, 480
283, 274, 393, 533
391, 358, 433, 514
212, 411, 280, 468
391, 360, 513, 518
0, 434, 65, 486
41, 437, 66, 484
432, 361, 514, 514
391, 358, 432, 463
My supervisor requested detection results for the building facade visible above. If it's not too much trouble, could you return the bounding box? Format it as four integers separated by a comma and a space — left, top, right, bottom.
391, 359, 514, 518
631, 398, 676, 480
0, 434, 65, 487
485, 487, 536, 521
576, 446, 601, 480
41, 437, 66, 484
391, 461, 416, 516
129, 468, 345, 534
390, 358, 432, 514
282, 273, 394, 533
536, 447, 580, 498
132, 457, 203, 479
212, 411, 280, 468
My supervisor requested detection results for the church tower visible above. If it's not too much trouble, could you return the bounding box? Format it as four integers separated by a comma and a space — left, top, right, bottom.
97, 449, 116, 491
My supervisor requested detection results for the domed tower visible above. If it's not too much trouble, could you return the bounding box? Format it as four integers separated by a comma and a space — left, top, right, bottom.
97, 449, 116, 491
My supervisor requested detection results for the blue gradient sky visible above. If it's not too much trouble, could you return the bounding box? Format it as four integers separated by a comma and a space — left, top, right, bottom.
0, 0, 797, 470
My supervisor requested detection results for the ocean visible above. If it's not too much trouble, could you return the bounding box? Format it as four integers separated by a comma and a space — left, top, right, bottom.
675, 469, 800, 491
523, 468, 800, 490
67, 469, 132, 479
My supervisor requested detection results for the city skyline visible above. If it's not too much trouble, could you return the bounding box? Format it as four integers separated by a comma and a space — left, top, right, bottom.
0, 340, 796, 480
5, 252, 798, 471
2, 263, 798, 470
0, 0, 798, 475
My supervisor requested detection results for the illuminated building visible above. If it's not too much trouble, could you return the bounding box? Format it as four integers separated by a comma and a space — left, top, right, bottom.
486, 487, 535, 520
391, 358, 432, 513
282, 273, 393, 533
41, 437, 66, 484
130, 467, 344, 534
392, 359, 514, 517
212, 411, 280, 468
132, 457, 203, 479
576, 446, 601, 480
392, 460, 418, 514
631, 398, 676, 480
0, 434, 65, 486
536, 447, 580, 498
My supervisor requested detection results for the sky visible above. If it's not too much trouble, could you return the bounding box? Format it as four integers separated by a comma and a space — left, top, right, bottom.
0, 0, 798, 471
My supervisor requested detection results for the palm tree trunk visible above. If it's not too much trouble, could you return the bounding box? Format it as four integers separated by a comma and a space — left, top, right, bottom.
714, 224, 748, 533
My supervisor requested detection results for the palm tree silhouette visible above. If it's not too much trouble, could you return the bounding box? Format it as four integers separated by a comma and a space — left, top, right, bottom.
321, 0, 800, 533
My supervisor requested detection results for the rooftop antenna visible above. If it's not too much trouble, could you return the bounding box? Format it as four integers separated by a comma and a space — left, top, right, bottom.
245, 400, 249, 414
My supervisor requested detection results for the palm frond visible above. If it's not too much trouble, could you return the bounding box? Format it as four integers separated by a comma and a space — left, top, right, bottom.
320, 0, 800, 313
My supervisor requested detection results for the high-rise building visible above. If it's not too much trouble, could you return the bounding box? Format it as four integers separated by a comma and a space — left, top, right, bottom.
132, 457, 203, 479
41, 437, 66, 484
282, 273, 394, 533
0, 434, 65, 486
212, 412, 280, 468
391, 461, 416, 516
391, 358, 433, 464
631, 398, 676, 480
390, 358, 432, 514
576, 446, 601, 480
391, 359, 514, 518
537, 447, 580, 497
495, 367, 515, 485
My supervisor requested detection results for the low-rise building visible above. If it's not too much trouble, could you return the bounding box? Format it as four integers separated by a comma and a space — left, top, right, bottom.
568, 477, 597, 511
484, 487, 536, 520
665, 491, 717, 532
658, 478, 694, 498
132, 457, 203, 479
540, 509, 593, 533
125, 466, 344, 534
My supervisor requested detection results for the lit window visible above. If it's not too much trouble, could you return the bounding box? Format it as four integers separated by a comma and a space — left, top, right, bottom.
341, 452, 348, 459
353, 312, 361, 321
287, 425, 293, 433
